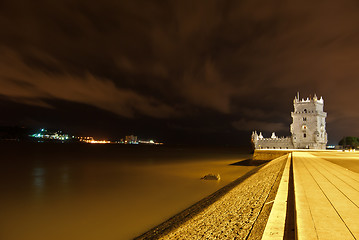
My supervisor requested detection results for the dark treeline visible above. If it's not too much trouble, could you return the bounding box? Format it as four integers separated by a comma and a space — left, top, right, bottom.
339, 136, 359, 149
0, 126, 32, 141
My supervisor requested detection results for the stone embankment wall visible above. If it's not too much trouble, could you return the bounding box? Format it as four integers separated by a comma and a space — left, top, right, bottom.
159, 155, 288, 239
252, 149, 291, 160
135, 154, 289, 240
254, 137, 294, 150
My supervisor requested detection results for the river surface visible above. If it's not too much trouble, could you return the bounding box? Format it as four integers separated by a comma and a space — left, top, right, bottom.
0, 143, 253, 240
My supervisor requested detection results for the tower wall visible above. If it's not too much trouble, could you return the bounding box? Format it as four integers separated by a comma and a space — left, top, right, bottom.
252, 135, 294, 149
290, 96, 327, 149
251, 94, 328, 150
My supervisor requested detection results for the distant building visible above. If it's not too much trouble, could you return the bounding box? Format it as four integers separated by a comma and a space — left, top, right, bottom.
251, 93, 328, 150
125, 135, 138, 144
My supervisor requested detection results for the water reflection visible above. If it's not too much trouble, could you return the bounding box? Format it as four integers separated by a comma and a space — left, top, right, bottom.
60, 165, 70, 184
32, 167, 45, 195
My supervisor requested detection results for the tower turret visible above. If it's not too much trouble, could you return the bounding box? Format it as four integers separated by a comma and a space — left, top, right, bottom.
290, 93, 327, 149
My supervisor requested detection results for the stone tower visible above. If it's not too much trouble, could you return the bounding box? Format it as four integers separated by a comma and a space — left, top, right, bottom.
290, 93, 328, 149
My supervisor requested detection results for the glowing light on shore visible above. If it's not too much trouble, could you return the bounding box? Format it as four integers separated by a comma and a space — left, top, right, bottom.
30, 129, 70, 141
138, 140, 163, 145
89, 140, 110, 144
78, 137, 110, 144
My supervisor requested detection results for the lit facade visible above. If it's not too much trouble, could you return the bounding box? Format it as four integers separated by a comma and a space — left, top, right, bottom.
251, 93, 328, 150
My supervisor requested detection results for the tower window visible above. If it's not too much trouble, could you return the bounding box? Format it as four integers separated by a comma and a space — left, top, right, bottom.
304, 133, 307, 138
303, 117, 306, 121
304, 109, 307, 113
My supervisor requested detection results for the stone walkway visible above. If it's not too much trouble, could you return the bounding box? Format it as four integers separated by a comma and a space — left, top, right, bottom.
293, 152, 359, 240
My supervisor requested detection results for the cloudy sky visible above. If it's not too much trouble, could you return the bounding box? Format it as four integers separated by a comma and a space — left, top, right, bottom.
1, 0, 359, 145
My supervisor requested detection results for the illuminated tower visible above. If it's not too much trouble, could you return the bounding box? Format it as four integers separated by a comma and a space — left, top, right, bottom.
290, 93, 328, 149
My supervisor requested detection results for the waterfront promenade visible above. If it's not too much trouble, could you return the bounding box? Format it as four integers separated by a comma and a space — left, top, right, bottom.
263, 151, 359, 239
292, 152, 359, 240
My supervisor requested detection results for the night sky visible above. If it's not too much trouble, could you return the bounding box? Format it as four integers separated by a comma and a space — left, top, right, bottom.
1, 0, 359, 145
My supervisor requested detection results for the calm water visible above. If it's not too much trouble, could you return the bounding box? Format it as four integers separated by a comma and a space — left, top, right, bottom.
0, 143, 253, 240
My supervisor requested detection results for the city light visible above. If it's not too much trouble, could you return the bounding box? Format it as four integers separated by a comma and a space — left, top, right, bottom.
89, 140, 110, 144
30, 129, 70, 142
77, 137, 110, 144
29, 129, 163, 145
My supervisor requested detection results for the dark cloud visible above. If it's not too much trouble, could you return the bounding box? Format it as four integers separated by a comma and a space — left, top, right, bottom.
1, 0, 359, 144
0, 47, 176, 118
232, 119, 287, 133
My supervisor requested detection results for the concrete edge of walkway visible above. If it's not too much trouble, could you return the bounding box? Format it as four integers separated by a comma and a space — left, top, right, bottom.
261, 153, 291, 239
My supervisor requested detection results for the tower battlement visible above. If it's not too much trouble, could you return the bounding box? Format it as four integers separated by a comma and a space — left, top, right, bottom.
252, 93, 328, 150
294, 93, 324, 104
